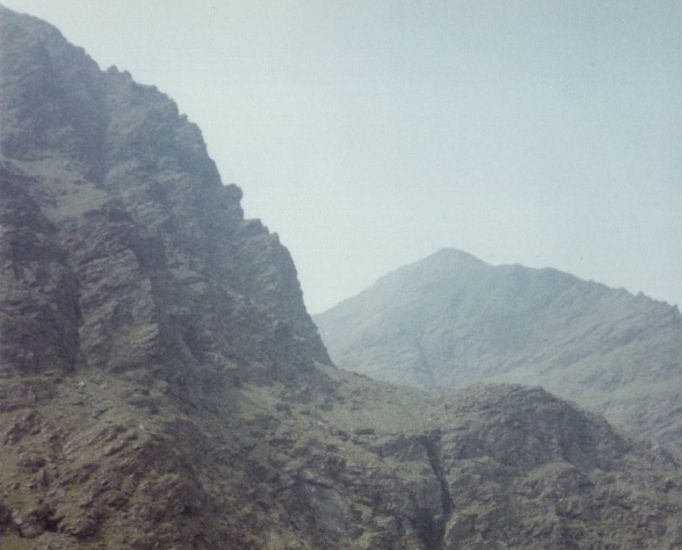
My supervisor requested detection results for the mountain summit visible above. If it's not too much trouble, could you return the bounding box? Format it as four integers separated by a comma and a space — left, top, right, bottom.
2, 6, 682, 548
315, 248, 682, 453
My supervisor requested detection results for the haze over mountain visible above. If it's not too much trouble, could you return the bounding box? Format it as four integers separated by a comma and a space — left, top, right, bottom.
2, 0, 681, 315
315, 248, 682, 454
2, 5, 682, 549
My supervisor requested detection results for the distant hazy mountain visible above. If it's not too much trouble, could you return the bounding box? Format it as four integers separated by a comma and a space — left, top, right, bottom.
315, 248, 682, 452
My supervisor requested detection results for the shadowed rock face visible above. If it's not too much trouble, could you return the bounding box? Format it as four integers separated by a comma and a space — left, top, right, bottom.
2, 6, 682, 549
0, 167, 80, 377
315, 248, 682, 453
0, 5, 330, 381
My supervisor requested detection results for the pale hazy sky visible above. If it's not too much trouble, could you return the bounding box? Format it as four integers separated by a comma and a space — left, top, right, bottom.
4, 0, 681, 313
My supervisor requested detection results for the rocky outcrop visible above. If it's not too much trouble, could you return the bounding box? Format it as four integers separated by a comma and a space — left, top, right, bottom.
435, 385, 682, 549
2, 5, 682, 548
315, 248, 682, 453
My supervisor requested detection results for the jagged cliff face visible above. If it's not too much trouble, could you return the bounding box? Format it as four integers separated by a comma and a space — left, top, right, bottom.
2, 6, 682, 549
0, 6, 330, 383
315, 248, 682, 454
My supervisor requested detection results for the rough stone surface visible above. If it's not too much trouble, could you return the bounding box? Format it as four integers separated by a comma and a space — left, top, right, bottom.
1, 5, 682, 549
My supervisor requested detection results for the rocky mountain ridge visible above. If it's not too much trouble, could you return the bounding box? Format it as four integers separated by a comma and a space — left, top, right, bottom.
315, 248, 682, 454
2, 6, 682, 548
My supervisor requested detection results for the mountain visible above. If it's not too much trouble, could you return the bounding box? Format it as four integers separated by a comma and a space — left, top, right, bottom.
315, 248, 682, 453
2, 6, 682, 548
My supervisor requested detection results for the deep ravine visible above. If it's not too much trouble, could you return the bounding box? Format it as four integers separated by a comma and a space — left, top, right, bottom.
419, 431, 453, 549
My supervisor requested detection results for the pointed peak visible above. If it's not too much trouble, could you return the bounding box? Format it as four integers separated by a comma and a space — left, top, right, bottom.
368, 247, 489, 291
403, 248, 489, 275
427, 247, 487, 264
